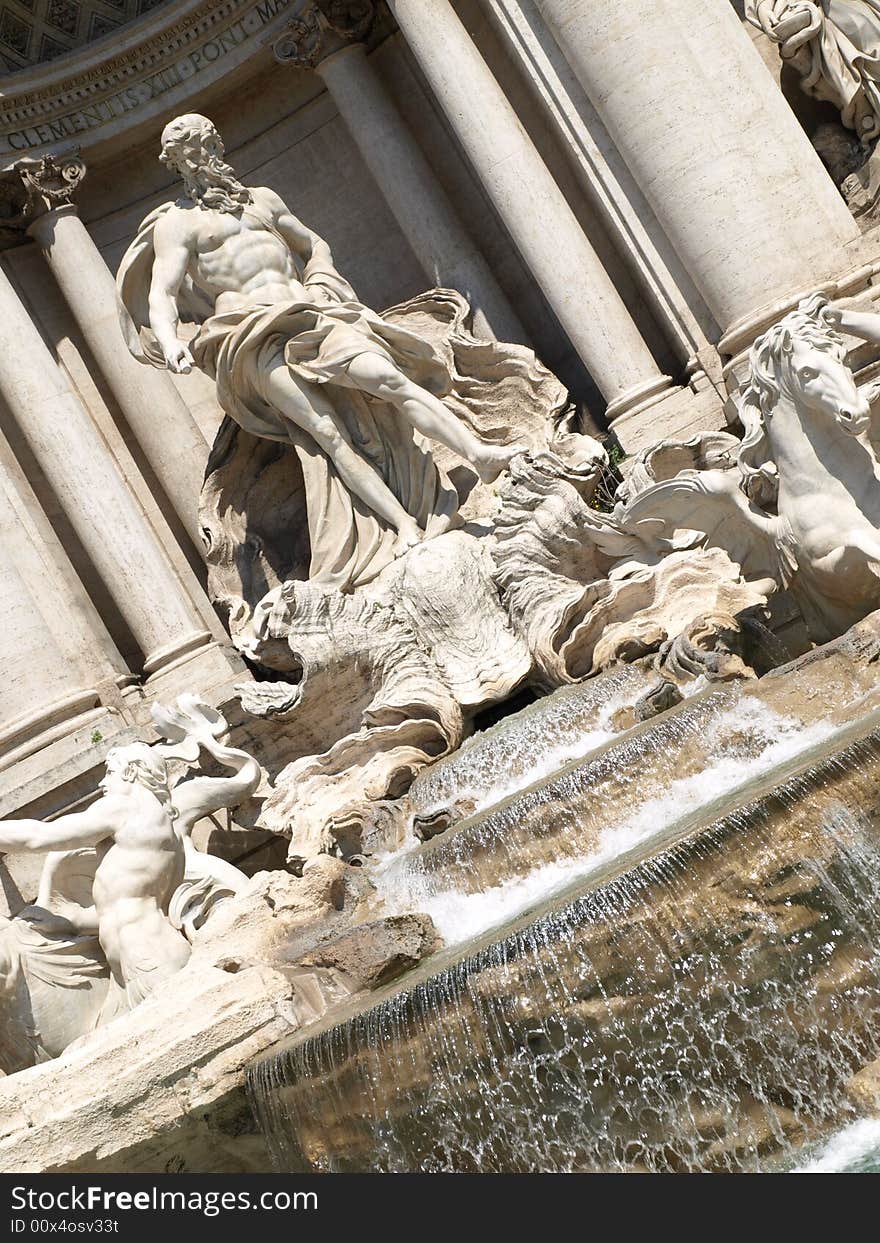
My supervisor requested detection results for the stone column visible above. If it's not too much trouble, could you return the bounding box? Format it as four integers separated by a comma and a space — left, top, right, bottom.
0, 452, 130, 768
387, 0, 673, 422
0, 257, 216, 681
18, 154, 209, 549
274, 6, 525, 344
532, 0, 862, 354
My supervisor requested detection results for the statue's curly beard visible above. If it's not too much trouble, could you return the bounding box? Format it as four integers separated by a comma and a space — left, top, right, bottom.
172, 151, 252, 213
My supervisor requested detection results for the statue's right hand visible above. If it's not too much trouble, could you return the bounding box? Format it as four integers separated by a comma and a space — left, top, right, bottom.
818, 301, 845, 330
163, 340, 194, 374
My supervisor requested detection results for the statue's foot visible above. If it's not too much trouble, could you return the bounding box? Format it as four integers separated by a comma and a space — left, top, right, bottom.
475, 443, 526, 484
392, 521, 423, 558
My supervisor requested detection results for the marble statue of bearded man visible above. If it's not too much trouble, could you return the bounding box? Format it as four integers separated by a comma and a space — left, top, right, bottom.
117, 114, 517, 593
747, 1, 880, 139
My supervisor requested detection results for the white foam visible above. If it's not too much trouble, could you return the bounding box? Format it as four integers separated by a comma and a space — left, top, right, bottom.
792, 1116, 880, 1172
379, 701, 840, 946
413, 677, 643, 819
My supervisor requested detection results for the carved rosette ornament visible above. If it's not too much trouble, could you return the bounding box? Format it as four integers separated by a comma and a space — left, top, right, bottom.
272, 0, 374, 68
273, 7, 323, 67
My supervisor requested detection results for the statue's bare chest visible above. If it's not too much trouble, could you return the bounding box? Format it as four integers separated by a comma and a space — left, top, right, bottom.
190, 211, 290, 287
192, 212, 261, 260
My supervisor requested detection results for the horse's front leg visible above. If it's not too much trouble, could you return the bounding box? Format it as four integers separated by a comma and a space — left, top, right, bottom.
809, 533, 880, 601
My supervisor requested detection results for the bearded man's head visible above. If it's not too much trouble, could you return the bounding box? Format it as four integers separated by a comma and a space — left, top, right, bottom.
101, 742, 176, 819
159, 114, 251, 213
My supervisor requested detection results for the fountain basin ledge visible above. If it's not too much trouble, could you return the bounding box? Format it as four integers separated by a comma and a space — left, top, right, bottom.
5, 612, 880, 1172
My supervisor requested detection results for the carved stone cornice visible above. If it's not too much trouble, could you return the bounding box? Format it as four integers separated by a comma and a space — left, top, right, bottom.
273, 0, 374, 69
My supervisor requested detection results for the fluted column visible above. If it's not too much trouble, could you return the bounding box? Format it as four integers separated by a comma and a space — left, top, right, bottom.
0, 454, 130, 768
533, 0, 861, 353
0, 258, 217, 680
387, 0, 674, 422
274, 7, 525, 344
18, 154, 209, 549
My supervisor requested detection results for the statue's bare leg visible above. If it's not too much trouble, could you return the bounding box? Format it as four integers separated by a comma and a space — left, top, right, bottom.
341, 352, 522, 483
262, 358, 422, 553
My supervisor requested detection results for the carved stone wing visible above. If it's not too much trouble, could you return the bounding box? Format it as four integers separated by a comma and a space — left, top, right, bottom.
603, 470, 791, 589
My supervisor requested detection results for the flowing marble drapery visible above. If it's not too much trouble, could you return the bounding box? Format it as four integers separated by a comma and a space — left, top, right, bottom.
747, 1, 880, 138
117, 204, 458, 592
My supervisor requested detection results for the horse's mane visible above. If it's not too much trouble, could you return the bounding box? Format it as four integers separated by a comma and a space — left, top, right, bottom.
737, 295, 846, 507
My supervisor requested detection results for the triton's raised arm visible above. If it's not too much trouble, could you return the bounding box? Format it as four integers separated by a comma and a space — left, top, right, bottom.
151, 695, 262, 836
171, 736, 261, 835
823, 302, 880, 348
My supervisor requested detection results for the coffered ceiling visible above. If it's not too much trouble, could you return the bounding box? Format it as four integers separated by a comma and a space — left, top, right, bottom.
0, 0, 170, 73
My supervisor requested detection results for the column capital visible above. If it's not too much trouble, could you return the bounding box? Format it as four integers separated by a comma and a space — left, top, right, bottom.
0, 149, 85, 246
272, 0, 374, 69
18, 151, 86, 215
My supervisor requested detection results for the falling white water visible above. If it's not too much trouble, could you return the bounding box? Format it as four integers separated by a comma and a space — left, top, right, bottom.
250, 734, 880, 1173
409, 666, 647, 821
792, 1117, 880, 1172
378, 700, 840, 946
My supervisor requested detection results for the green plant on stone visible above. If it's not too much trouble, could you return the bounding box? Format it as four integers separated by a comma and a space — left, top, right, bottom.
590, 439, 627, 513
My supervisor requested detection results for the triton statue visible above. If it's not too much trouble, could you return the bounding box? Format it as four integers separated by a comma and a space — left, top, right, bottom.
0, 696, 260, 1066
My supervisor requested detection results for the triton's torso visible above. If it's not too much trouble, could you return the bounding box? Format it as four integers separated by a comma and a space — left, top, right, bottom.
90, 790, 185, 981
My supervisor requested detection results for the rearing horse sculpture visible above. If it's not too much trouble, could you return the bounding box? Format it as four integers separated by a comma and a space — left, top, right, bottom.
591, 294, 880, 644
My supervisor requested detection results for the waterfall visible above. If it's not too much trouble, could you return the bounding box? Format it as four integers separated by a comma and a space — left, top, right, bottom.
249, 728, 880, 1173
407, 664, 650, 824
378, 693, 839, 946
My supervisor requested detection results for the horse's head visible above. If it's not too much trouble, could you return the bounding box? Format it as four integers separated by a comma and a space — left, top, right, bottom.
786, 332, 871, 435
748, 302, 870, 438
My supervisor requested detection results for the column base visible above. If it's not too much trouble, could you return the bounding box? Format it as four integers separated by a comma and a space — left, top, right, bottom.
605, 374, 674, 424
0, 707, 137, 822
0, 689, 109, 773
142, 636, 249, 713
610, 379, 727, 458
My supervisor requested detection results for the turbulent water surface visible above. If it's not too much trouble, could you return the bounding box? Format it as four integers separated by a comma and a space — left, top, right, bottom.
378, 698, 838, 946
251, 705, 880, 1172
789, 1117, 880, 1172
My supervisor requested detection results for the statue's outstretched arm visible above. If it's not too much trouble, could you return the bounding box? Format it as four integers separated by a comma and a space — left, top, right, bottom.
822, 303, 880, 346
172, 743, 262, 835
0, 800, 115, 855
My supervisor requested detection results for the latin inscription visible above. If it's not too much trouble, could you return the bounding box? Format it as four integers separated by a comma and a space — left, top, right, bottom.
2, 0, 290, 153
